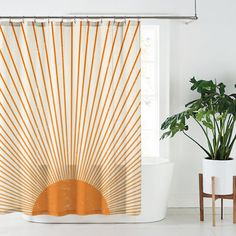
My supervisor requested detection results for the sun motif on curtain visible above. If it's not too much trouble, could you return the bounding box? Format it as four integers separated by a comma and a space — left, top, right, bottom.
0, 20, 141, 216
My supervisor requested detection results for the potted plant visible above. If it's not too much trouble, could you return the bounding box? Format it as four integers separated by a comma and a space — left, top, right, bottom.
161, 78, 236, 194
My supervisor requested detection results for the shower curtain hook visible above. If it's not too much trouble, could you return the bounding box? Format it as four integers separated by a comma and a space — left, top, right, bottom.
86, 16, 89, 24
34, 16, 36, 24
22, 16, 25, 23
9, 17, 12, 24
48, 17, 50, 24
74, 17, 76, 24
113, 16, 116, 25
124, 16, 127, 24
137, 16, 141, 23
100, 16, 103, 24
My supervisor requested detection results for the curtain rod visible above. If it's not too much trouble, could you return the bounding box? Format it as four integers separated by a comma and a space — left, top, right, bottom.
0, 15, 198, 20
0, 0, 198, 21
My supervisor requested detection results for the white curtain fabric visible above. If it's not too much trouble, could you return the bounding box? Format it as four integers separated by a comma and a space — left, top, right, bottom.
0, 20, 141, 216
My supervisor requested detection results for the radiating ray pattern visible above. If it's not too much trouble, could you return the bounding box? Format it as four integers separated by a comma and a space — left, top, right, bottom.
0, 20, 141, 216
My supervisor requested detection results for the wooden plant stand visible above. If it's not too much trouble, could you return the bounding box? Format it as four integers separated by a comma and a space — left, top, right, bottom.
199, 173, 236, 226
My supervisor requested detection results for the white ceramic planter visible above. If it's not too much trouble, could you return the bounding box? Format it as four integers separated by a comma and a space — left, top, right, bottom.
202, 158, 236, 195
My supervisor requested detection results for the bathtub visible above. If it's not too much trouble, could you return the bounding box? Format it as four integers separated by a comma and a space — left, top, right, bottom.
23, 160, 174, 223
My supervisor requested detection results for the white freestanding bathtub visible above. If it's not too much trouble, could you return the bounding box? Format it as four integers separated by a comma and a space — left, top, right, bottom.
23, 160, 174, 223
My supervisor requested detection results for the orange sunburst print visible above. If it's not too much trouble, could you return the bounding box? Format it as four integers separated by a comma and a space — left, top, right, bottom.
0, 20, 141, 216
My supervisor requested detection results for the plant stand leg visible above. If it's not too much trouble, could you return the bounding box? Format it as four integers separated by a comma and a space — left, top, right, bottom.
221, 198, 223, 220
233, 176, 236, 224
212, 176, 216, 227
199, 173, 204, 221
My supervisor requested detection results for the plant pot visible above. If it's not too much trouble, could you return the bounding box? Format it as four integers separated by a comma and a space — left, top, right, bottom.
202, 158, 236, 195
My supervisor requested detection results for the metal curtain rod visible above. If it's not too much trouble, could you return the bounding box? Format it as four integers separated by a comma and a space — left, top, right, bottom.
0, 15, 198, 20
0, 0, 198, 21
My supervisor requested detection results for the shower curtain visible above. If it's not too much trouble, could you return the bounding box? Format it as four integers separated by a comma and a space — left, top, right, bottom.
0, 20, 141, 216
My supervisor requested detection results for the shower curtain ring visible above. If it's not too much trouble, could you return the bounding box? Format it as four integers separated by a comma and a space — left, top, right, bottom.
34, 17, 36, 24
22, 16, 25, 23
9, 17, 12, 24
124, 16, 127, 24
74, 17, 76, 24
100, 17, 103, 24
86, 16, 89, 24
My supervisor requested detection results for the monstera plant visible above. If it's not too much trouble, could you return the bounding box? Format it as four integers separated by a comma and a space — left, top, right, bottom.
161, 78, 236, 194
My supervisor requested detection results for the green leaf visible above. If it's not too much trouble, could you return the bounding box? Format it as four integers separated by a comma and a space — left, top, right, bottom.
160, 77, 236, 160
202, 120, 213, 129
218, 82, 226, 95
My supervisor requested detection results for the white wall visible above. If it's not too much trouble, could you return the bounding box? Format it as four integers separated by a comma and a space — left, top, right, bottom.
0, 0, 195, 15
168, 0, 236, 207
1, 0, 235, 207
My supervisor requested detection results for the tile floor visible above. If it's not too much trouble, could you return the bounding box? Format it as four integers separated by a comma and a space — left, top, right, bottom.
0, 208, 236, 236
